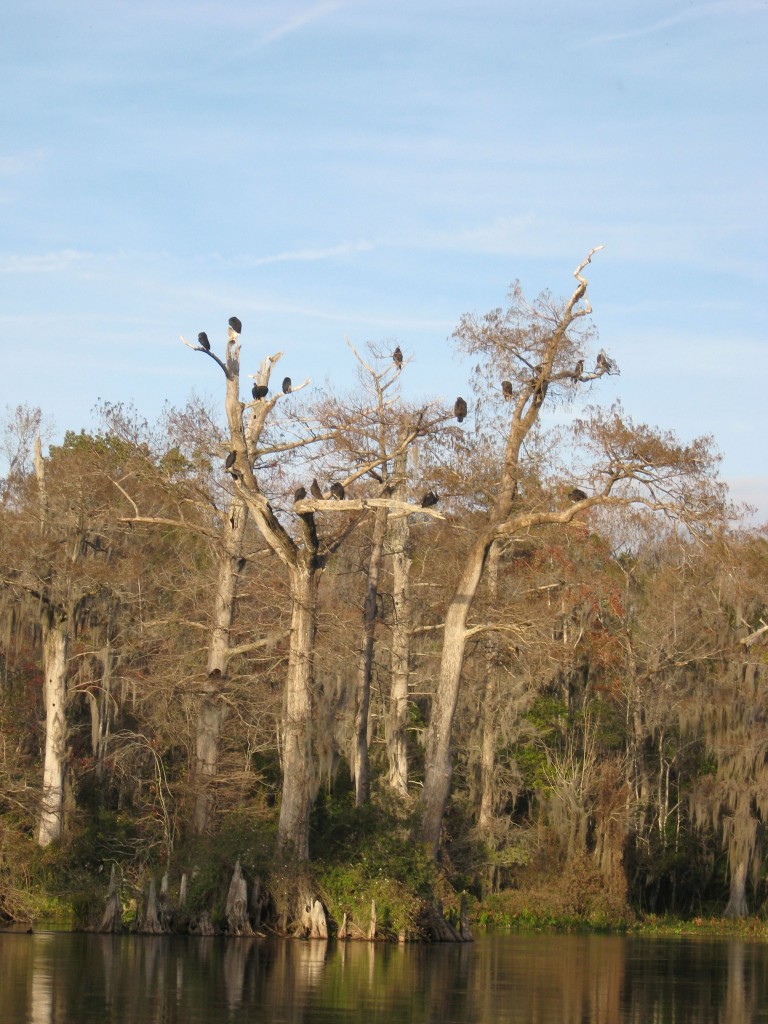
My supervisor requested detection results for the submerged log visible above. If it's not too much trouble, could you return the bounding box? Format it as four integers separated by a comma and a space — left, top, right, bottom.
225, 860, 254, 936
97, 865, 122, 933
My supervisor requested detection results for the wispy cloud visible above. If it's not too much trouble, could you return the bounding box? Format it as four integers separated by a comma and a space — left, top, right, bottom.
242, 239, 376, 266
0, 250, 94, 274
259, 0, 350, 44
579, 0, 766, 48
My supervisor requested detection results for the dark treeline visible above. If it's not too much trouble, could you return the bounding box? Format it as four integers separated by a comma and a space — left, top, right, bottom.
1, 256, 766, 934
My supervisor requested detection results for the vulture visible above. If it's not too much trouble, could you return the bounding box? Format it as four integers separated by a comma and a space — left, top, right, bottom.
568, 487, 588, 503
501, 380, 513, 401
294, 486, 307, 502
225, 451, 242, 480
252, 383, 269, 400
454, 397, 468, 423
421, 490, 439, 508
330, 482, 345, 500
198, 332, 210, 352
573, 359, 584, 378
228, 316, 242, 338
282, 377, 292, 394
393, 346, 403, 371
596, 351, 609, 372
310, 479, 323, 500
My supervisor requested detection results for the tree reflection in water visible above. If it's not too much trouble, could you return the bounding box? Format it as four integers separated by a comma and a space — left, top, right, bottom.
3, 931, 768, 1023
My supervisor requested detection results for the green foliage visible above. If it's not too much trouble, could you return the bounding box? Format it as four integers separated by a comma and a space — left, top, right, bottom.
172, 810, 278, 920
309, 790, 438, 935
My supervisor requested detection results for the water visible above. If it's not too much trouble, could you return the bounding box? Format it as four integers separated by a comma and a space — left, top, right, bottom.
2, 931, 768, 1023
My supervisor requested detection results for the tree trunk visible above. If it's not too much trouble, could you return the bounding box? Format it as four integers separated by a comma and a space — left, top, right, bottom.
724, 847, 750, 918
87, 643, 115, 781
141, 877, 168, 934
419, 533, 491, 856
98, 864, 122, 933
277, 565, 319, 860
352, 506, 387, 805
225, 860, 254, 935
192, 496, 248, 834
477, 542, 501, 830
386, 467, 412, 798
38, 618, 69, 847
477, 671, 499, 829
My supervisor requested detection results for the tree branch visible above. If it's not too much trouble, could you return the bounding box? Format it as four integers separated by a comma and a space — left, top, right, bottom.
180, 335, 230, 377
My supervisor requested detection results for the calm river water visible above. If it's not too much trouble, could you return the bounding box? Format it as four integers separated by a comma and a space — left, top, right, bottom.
2, 931, 768, 1023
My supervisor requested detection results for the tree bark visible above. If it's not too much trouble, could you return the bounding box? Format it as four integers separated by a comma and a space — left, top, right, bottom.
478, 542, 501, 830
141, 877, 168, 934
276, 564, 319, 860
38, 618, 69, 847
98, 864, 122, 933
352, 506, 387, 805
477, 671, 499, 830
386, 458, 412, 798
724, 854, 749, 918
192, 494, 248, 834
419, 532, 492, 856
225, 860, 254, 935
86, 643, 116, 781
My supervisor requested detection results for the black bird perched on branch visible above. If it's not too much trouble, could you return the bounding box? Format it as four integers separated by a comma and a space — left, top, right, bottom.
393, 346, 403, 371
294, 486, 307, 502
252, 383, 269, 400
198, 332, 210, 352
236, 557, 246, 573
421, 490, 439, 508
282, 377, 292, 394
310, 479, 323, 500
330, 482, 345, 500
228, 316, 242, 339
224, 451, 241, 479
568, 487, 588, 503
454, 397, 468, 423
501, 380, 513, 401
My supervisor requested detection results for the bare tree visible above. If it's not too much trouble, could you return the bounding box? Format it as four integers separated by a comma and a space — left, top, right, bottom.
184, 325, 441, 860
417, 250, 729, 857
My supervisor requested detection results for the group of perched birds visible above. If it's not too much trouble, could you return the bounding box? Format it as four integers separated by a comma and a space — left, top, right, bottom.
215, 329, 594, 508
251, 376, 292, 401
291, 480, 440, 509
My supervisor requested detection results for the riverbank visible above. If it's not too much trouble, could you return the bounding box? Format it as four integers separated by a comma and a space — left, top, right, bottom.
2, 798, 761, 940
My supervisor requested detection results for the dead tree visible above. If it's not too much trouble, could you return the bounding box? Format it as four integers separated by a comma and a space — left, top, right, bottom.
183, 325, 442, 861
417, 249, 729, 857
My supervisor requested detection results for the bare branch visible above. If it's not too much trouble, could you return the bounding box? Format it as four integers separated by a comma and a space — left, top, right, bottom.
293, 496, 444, 520
180, 334, 230, 377
228, 630, 292, 658
116, 515, 218, 540
741, 621, 768, 648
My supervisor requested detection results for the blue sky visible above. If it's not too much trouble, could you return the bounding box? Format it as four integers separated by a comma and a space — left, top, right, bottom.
2, 0, 766, 520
